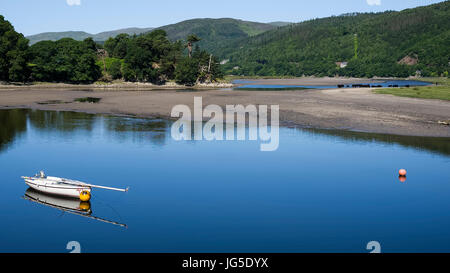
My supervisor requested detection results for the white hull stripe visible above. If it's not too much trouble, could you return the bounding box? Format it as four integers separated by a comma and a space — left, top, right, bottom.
26, 181, 90, 190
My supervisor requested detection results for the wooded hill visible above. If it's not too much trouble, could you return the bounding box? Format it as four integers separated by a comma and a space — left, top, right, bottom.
156, 18, 277, 53
217, 1, 450, 78
26, 18, 279, 46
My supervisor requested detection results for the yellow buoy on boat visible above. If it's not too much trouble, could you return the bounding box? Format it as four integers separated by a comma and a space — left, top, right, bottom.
79, 201, 91, 211
80, 191, 91, 201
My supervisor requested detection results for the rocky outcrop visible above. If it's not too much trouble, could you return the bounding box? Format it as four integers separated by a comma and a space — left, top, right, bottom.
398, 54, 419, 66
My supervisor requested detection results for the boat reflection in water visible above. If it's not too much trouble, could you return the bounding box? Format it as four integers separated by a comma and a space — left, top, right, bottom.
23, 188, 127, 228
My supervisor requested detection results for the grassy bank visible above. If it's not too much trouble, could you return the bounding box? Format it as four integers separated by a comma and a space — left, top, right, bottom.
374, 78, 450, 101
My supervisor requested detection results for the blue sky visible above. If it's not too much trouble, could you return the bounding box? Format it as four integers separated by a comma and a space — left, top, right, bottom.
0, 0, 444, 35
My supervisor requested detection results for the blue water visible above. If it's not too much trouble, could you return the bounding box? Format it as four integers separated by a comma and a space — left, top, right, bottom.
232, 79, 259, 84
234, 80, 431, 90
0, 109, 449, 253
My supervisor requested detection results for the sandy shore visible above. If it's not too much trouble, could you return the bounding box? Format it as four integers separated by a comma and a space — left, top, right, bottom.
0, 79, 449, 137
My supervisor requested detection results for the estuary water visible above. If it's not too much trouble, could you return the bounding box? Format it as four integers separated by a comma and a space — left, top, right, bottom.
0, 109, 449, 253
233, 79, 431, 90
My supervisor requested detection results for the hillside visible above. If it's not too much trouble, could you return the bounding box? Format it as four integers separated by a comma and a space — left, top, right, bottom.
219, 1, 450, 78
27, 27, 154, 44
27, 31, 92, 44
91, 27, 154, 41
26, 18, 277, 48
268, 21, 293, 27
155, 18, 277, 53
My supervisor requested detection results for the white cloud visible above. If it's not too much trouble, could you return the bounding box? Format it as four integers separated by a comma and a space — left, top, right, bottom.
66, 0, 81, 6
366, 0, 381, 6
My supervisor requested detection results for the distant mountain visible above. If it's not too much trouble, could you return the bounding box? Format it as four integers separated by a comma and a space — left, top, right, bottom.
27, 31, 92, 44
26, 18, 277, 52
218, 1, 450, 77
92, 27, 154, 41
27, 27, 154, 44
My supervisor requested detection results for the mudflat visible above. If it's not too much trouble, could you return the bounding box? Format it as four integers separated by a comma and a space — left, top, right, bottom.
0, 85, 449, 137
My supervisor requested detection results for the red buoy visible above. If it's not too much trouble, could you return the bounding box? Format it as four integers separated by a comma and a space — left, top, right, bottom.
399, 169, 407, 177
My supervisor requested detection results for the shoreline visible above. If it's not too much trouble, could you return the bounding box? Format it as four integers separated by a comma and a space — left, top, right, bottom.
2, 102, 448, 138
0, 81, 234, 90
0, 76, 436, 91
0, 79, 449, 137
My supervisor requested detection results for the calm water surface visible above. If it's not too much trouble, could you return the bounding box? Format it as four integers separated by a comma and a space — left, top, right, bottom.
233, 80, 431, 90
0, 109, 449, 253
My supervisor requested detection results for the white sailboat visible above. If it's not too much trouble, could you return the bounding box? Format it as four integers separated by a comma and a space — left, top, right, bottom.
21, 171, 128, 201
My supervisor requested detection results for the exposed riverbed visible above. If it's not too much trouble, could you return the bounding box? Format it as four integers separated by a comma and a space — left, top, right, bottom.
1, 78, 449, 136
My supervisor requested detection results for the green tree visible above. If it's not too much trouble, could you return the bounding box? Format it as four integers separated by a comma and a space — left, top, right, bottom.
121, 30, 181, 83
0, 15, 30, 82
186, 34, 201, 58
8, 37, 30, 82
108, 59, 122, 79
122, 62, 136, 82
29, 38, 101, 83
83, 37, 97, 51
104, 37, 117, 56
104, 34, 130, 59
193, 49, 223, 82
175, 57, 199, 86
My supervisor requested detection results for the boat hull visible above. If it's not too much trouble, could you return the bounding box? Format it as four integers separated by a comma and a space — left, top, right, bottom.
25, 188, 91, 213
25, 178, 91, 199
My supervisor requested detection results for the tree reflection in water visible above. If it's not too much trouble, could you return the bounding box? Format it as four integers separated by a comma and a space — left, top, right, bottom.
0, 109, 169, 153
0, 109, 449, 155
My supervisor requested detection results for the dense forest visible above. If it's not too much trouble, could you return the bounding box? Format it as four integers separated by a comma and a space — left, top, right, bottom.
0, 16, 222, 85
218, 1, 450, 78
0, 15, 29, 82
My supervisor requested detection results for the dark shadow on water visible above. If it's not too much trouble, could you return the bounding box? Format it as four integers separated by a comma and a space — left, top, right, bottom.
303, 127, 450, 156
104, 116, 169, 145
28, 109, 96, 132
0, 109, 448, 156
0, 109, 27, 152
0, 109, 169, 152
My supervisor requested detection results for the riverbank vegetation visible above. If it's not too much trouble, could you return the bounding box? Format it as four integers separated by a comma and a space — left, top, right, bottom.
0, 16, 222, 85
374, 78, 450, 101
